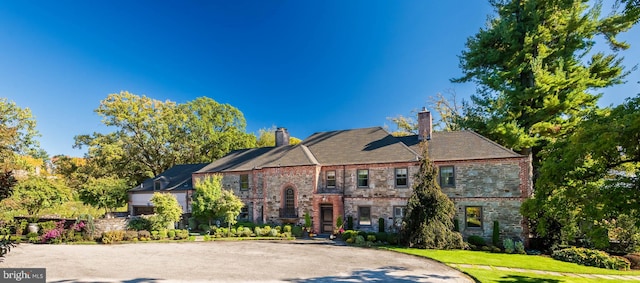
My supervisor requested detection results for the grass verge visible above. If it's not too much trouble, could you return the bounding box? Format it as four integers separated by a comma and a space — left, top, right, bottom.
385, 247, 640, 282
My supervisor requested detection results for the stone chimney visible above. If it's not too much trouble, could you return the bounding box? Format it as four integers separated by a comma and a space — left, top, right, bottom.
275, 127, 290, 147
418, 107, 432, 141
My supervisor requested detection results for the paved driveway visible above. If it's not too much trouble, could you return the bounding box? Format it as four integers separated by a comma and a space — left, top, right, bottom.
2, 240, 473, 282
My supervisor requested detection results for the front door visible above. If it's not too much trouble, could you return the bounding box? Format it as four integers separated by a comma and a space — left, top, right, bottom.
321, 205, 333, 234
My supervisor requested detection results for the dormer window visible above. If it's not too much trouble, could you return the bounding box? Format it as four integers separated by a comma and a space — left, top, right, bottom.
154, 180, 162, 191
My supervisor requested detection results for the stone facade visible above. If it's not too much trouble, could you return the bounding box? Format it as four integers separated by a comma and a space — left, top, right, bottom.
196, 156, 531, 242
188, 123, 533, 243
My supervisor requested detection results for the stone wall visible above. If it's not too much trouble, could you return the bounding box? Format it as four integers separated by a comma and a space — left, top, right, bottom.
93, 218, 129, 236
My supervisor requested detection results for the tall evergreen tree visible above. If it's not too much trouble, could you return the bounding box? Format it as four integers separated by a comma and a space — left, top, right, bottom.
454, 0, 638, 156
399, 142, 464, 249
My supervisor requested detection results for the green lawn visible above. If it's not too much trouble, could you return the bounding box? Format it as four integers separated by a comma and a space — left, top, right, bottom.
386, 247, 640, 283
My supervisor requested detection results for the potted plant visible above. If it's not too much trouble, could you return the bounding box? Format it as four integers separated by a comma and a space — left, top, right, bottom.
303, 211, 312, 238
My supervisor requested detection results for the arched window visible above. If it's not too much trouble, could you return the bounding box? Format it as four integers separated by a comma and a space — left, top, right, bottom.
285, 188, 295, 210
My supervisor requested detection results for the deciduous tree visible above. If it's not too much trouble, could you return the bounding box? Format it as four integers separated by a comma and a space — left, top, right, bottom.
255, 126, 301, 147
79, 177, 129, 215
75, 92, 256, 184
0, 98, 42, 170
12, 177, 71, 217
150, 192, 183, 229
191, 174, 243, 226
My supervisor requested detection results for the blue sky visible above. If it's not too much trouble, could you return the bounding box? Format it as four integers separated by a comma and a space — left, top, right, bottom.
1, 1, 638, 157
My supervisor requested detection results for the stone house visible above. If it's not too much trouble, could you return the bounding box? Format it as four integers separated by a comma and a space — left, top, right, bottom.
128, 163, 209, 216
193, 109, 533, 242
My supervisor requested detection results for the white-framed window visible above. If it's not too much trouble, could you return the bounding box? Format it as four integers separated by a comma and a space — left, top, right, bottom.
240, 174, 249, 190
326, 171, 336, 188
439, 166, 455, 187
393, 206, 406, 227
357, 169, 369, 187
395, 168, 408, 187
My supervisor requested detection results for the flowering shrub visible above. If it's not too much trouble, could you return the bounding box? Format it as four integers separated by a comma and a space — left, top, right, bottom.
42, 221, 65, 244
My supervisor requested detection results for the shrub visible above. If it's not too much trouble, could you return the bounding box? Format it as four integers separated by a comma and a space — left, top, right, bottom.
367, 235, 376, 242
345, 238, 354, 244
481, 246, 491, 251
124, 230, 138, 241
291, 226, 303, 237
376, 232, 389, 243
151, 231, 161, 240
269, 228, 278, 237
355, 235, 365, 245
254, 227, 262, 237
503, 238, 515, 253
27, 232, 39, 243
490, 245, 502, 253
387, 233, 399, 245
378, 218, 385, 233
137, 230, 150, 240
175, 229, 189, 240
492, 221, 500, 246
341, 230, 357, 242
159, 229, 168, 239
467, 235, 486, 247
198, 224, 210, 233
127, 217, 150, 231
241, 227, 252, 237
283, 225, 292, 233
552, 247, 630, 270
275, 226, 282, 233
38, 221, 57, 235
101, 230, 125, 244
203, 235, 211, 241
515, 241, 526, 254
623, 253, 640, 270
262, 226, 272, 236
168, 230, 176, 239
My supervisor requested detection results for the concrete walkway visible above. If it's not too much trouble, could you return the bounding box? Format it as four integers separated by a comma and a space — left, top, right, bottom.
451, 263, 640, 281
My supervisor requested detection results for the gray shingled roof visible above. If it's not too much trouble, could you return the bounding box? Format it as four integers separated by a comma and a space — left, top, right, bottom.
302, 127, 419, 165
197, 127, 522, 174
399, 131, 522, 161
196, 144, 318, 173
129, 163, 209, 192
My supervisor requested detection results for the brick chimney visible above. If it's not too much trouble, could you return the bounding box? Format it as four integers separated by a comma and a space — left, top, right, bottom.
275, 127, 290, 147
418, 107, 432, 141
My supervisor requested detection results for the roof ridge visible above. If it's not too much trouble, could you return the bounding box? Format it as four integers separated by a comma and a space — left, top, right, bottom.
299, 144, 319, 165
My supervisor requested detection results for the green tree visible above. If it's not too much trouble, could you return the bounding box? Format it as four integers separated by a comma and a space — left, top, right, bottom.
0, 171, 17, 201
399, 142, 464, 249
13, 177, 72, 217
0, 98, 42, 170
78, 177, 129, 215
191, 174, 243, 226
454, 0, 639, 155
150, 192, 183, 229
75, 92, 256, 184
522, 94, 640, 247
255, 126, 302, 147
